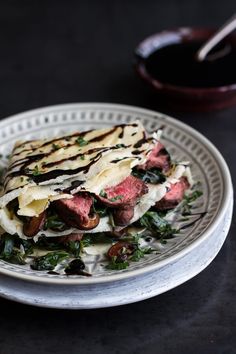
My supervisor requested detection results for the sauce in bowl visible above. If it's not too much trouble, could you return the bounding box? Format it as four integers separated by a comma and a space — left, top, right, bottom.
135, 28, 236, 111
145, 41, 236, 88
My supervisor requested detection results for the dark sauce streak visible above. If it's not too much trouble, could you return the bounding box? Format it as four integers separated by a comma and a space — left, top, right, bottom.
10, 124, 139, 166
133, 132, 147, 148
47, 271, 60, 275
13, 126, 118, 161
5, 124, 142, 187
62, 180, 84, 193
9, 152, 53, 170
6, 145, 124, 184
88, 127, 117, 143
44, 147, 107, 168
12, 131, 92, 157
32, 159, 100, 183
132, 149, 145, 155
116, 123, 138, 139
4, 153, 50, 184
8, 145, 111, 177
4, 145, 120, 187
12, 124, 138, 158
41, 131, 91, 148
111, 157, 129, 163
118, 125, 126, 139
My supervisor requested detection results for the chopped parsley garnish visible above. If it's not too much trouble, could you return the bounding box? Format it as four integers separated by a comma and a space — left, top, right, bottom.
109, 195, 123, 202
132, 167, 166, 184
106, 239, 154, 270
99, 190, 122, 202
140, 211, 178, 239
32, 165, 41, 176
31, 251, 69, 271
44, 214, 66, 231
76, 136, 88, 147
99, 189, 108, 198
181, 190, 203, 215
114, 144, 126, 149
52, 143, 60, 151
66, 241, 81, 258
0, 234, 32, 265
106, 256, 129, 270
130, 247, 153, 261
92, 198, 108, 217
184, 190, 203, 204
80, 155, 85, 160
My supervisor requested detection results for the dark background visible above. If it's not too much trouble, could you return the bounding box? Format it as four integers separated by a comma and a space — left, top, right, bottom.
0, 1, 235, 353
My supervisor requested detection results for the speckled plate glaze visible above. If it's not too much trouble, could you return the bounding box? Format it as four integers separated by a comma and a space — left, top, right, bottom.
0, 103, 233, 308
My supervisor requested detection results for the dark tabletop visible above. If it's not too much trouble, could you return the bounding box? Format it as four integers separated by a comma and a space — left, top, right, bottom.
0, 1, 235, 353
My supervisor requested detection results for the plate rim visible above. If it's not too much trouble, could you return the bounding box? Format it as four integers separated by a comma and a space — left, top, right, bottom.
0, 102, 233, 285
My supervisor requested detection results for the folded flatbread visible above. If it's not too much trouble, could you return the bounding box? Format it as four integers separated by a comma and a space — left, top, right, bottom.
0, 121, 192, 240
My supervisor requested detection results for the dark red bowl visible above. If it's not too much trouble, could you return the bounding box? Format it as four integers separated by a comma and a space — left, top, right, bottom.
135, 28, 236, 112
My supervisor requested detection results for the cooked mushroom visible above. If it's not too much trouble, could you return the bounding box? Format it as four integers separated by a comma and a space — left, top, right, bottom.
78, 213, 100, 230
107, 241, 136, 259
23, 211, 46, 237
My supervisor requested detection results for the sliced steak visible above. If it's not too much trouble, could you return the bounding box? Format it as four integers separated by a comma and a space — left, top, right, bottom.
138, 142, 171, 172
53, 193, 99, 230
155, 177, 190, 210
113, 206, 135, 226
98, 175, 148, 208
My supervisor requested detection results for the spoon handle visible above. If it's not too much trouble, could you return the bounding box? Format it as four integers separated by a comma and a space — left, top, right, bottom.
196, 13, 236, 62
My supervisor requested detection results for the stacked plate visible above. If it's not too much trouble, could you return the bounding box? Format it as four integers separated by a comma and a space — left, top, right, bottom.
0, 103, 233, 309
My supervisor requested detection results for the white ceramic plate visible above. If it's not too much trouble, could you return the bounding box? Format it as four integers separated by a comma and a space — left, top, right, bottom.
0, 103, 233, 308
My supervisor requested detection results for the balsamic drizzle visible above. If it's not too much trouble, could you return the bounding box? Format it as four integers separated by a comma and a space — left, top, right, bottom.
133, 131, 147, 148
4, 123, 145, 189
